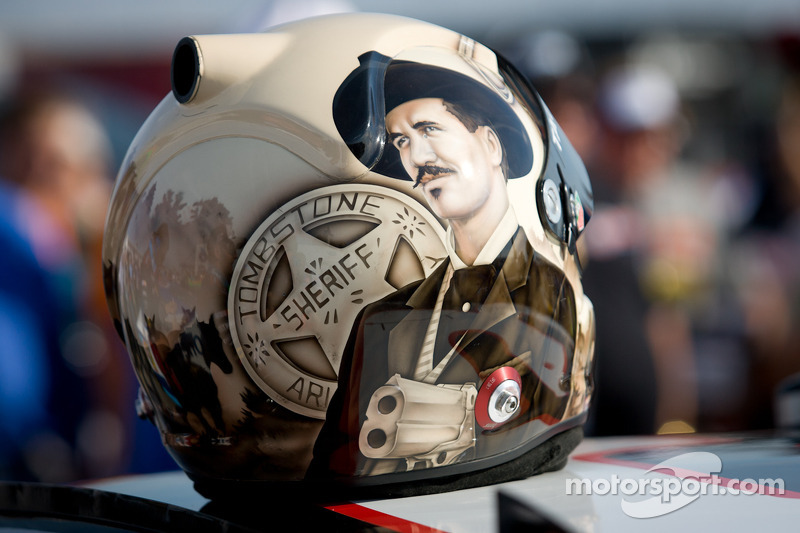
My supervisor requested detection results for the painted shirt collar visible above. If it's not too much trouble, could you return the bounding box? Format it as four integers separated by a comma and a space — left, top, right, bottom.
446, 206, 518, 270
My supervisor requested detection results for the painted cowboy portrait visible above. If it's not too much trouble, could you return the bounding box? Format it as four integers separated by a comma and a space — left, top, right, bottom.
310, 51, 578, 478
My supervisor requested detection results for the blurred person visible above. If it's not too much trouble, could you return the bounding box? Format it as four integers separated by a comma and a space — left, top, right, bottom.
0, 91, 136, 480
731, 72, 800, 429
582, 62, 739, 435
500, 30, 599, 163
0, 180, 64, 480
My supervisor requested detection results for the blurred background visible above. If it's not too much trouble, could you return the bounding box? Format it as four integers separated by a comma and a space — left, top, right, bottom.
0, 0, 798, 482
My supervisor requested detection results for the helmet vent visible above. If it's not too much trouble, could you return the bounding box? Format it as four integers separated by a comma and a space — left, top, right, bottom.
171, 37, 200, 104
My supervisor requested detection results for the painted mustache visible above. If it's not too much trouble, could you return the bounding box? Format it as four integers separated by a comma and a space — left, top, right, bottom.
413, 165, 454, 188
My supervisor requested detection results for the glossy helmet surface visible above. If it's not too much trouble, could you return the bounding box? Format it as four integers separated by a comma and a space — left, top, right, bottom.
102, 13, 595, 500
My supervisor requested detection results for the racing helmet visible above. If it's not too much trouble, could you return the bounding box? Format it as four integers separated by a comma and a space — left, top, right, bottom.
103, 12, 595, 500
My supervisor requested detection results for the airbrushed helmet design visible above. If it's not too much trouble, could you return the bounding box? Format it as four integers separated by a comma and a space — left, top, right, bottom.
103, 13, 595, 499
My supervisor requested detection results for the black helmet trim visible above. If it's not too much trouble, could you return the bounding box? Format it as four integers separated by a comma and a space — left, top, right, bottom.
496, 53, 594, 251
332, 51, 534, 181
191, 417, 585, 501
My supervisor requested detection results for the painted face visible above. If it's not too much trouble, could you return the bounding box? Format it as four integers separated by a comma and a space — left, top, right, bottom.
386, 98, 505, 221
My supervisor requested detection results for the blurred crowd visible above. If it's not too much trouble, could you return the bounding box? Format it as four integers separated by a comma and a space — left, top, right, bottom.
0, 15, 799, 483
502, 30, 800, 436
